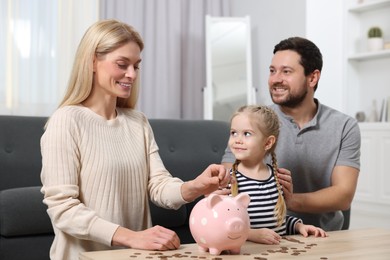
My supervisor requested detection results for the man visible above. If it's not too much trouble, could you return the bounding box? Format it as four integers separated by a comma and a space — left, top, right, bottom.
222, 37, 361, 231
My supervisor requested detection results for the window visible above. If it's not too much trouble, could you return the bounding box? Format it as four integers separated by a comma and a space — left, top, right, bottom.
0, 0, 98, 116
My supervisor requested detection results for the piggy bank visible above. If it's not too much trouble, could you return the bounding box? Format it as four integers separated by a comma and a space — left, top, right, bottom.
189, 193, 251, 255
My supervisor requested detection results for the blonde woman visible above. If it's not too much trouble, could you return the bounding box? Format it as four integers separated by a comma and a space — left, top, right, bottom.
40, 19, 229, 260
228, 105, 326, 245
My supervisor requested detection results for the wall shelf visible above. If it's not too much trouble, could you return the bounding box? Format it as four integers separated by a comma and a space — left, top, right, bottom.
344, 0, 390, 118
359, 122, 390, 129
348, 49, 390, 61
343, 0, 390, 231
348, 0, 390, 13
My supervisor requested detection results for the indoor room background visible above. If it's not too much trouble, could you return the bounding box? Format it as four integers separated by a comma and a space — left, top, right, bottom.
1, 0, 308, 119
1, 0, 389, 229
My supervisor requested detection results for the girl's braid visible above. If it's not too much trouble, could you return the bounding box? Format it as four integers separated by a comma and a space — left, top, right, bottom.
231, 159, 240, 197
261, 106, 286, 227
271, 151, 286, 227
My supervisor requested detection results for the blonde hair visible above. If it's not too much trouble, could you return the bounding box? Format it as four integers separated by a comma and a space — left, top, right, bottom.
59, 19, 144, 109
231, 105, 286, 227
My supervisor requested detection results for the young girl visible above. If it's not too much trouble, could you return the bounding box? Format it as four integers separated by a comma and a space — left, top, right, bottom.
228, 105, 327, 245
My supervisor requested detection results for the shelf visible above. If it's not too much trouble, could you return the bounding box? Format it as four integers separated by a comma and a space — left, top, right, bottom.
348, 49, 390, 61
344, 0, 390, 120
359, 122, 390, 130
348, 0, 390, 13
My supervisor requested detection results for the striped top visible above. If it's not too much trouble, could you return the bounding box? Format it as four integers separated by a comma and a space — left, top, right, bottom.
232, 165, 301, 235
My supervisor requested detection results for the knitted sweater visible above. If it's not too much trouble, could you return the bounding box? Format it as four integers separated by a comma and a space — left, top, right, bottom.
40, 105, 186, 260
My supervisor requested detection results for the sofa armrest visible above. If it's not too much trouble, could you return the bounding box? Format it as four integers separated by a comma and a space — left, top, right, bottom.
0, 186, 53, 237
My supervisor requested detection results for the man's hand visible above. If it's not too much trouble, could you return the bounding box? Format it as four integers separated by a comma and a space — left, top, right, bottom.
277, 168, 293, 208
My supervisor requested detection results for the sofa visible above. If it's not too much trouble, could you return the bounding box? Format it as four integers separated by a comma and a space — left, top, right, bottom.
0, 115, 230, 260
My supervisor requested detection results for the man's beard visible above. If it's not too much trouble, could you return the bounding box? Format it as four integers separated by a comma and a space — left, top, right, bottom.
270, 86, 308, 108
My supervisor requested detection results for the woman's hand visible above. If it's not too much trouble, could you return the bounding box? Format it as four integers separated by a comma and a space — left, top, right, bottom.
247, 228, 281, 245
295, 223, 328, 238
112, 225, 180, 250
210, 188, 231, 196
181, 164, 230, 201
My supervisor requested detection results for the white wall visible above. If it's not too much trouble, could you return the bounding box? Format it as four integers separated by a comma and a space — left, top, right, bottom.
230, 0, 345, 113
230, 0, 306, 106
306, 0, 344, 113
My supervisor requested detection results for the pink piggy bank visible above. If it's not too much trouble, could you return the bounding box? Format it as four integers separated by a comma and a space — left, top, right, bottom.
189, 193, 251, 255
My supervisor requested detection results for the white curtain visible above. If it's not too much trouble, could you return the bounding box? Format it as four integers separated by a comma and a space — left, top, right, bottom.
0, 0, 98, 116
100, 0, 231, 119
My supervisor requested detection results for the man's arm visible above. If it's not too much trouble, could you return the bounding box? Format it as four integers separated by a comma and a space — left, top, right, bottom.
282, 165, 359, 213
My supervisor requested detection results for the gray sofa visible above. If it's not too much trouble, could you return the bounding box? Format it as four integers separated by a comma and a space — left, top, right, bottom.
0, 115, 230, 260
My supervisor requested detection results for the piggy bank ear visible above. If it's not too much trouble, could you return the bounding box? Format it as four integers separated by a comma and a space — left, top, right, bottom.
235, 193, 251, 208
206, 194, 223, 209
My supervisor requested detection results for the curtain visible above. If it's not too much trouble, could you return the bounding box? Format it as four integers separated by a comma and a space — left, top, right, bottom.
100, 0, 231, 119
0, 0, 98, 116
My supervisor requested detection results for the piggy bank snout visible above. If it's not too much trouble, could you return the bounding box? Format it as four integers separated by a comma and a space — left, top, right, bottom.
226, 217, 248, 233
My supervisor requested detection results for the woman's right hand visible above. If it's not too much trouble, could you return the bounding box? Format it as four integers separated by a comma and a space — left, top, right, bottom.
112, 225, 180, 250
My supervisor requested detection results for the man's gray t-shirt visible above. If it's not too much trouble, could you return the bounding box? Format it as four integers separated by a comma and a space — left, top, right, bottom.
222, 100, 361, 231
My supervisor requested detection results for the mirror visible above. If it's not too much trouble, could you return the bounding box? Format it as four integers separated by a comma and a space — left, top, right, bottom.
204, 15, 256, 121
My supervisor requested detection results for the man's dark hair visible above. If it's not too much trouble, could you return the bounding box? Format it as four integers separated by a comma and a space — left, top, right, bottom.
274, 37, 323, 91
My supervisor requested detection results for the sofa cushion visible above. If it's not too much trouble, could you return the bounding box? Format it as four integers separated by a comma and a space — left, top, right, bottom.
149, 119, 230, 182
149, 203, 187, 228
0, 116, 47, 191
0, 234, 53, 260
0, 186, 53, 237
148, 119, 230, 236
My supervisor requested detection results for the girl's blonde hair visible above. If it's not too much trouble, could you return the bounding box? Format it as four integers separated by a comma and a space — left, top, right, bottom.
59, 19, 144, 109
231, 105, 286, 227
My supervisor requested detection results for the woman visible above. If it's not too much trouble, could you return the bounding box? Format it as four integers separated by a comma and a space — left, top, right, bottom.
40, 19, 229, 260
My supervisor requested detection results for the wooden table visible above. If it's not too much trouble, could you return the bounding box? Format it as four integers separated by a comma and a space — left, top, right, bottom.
79, 228, 390, 260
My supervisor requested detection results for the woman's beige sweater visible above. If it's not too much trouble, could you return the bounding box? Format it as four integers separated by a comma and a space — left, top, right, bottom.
40, 105, 186, 260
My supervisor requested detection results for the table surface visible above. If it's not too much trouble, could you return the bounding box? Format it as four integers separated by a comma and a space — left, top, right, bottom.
79, 228, 390, 260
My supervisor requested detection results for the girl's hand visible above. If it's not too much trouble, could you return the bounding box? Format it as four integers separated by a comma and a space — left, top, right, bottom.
295, 222, 328, 238
247, 228, 281, 245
